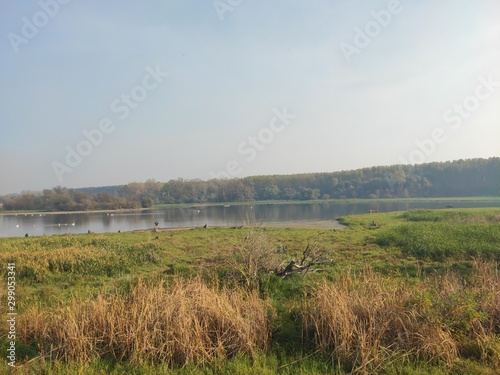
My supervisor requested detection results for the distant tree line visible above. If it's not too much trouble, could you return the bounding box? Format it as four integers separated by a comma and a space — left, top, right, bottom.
1, 187, 135, 212
2, 158, 499, 211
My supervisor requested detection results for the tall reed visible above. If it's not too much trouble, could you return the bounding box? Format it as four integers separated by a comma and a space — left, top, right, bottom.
303, 268, 457, 373
19, 277, 269, 366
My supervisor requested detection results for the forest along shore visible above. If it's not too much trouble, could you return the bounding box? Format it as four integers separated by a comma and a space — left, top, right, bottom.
2, 158, 500, 213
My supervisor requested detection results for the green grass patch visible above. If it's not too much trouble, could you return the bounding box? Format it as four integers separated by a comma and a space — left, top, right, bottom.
375, 209, 500, 261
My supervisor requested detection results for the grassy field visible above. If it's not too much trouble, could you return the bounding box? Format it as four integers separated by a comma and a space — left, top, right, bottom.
1, 208, 500, 374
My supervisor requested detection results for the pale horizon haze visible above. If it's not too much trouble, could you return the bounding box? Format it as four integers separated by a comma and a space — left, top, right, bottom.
1, 0, 499, 195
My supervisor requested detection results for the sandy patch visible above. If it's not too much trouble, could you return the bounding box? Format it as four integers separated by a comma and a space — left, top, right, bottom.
265, 220, 346, 230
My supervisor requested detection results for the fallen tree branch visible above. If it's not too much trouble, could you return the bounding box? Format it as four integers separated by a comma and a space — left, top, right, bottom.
274, 241, 329, 278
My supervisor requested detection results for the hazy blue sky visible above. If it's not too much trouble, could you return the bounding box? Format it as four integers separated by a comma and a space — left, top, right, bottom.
1, 0, 499, 194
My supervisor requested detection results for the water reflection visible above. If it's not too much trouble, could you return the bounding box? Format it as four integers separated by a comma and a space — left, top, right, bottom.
1, 200, 499, 238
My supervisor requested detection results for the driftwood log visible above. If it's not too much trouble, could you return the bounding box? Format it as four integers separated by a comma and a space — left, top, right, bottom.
274, 242, 327, 278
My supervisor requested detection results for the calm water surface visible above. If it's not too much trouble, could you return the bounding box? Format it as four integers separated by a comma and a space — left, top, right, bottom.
1, 200, 500, 238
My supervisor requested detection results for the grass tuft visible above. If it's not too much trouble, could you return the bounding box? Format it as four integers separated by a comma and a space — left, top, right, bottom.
18, 278, 269, 367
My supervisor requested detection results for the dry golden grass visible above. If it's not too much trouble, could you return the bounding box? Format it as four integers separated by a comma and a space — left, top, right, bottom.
303, 262, 500, 373
18, 278, 269, 366
473, 260, 500, 335
15, 263, 500, 372
303, 269, 454, 373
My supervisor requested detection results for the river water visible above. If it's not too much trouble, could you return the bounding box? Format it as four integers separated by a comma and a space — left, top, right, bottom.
1, 200, 500, 238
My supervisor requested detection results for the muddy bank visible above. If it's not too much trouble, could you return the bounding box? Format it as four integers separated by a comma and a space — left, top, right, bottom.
148, 219, 346, 232
264, 220, 346, 230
